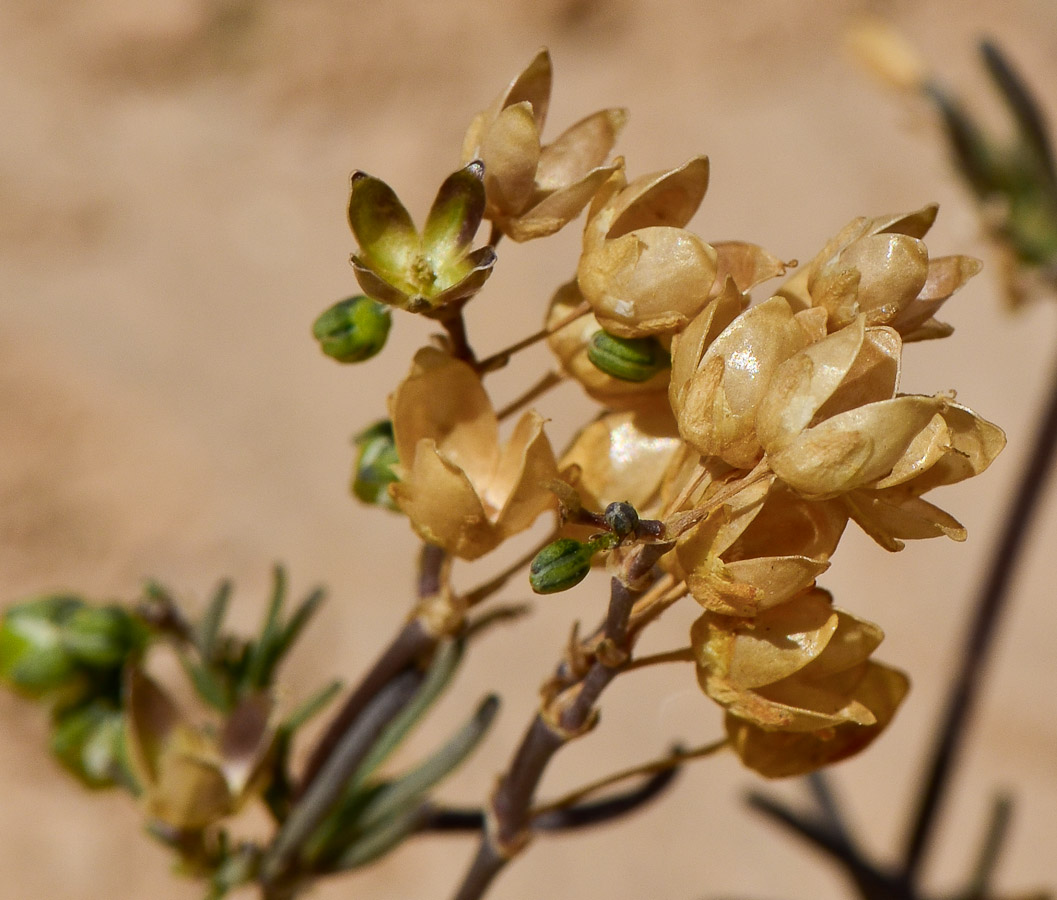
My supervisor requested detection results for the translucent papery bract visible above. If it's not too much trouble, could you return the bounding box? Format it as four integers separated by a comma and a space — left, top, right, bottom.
577, 156, 717, 338
560, 406, 683, 515
694, 592, 891, 737
578, 225, 719, 338
677, 479, 848, 615
775, 204, 977, 341
462, 49, 626, 241
672, 296, 812, 468
125, 670, 273, 830
388, 348, 559, 559
725, 661, 910, 778
712, 241, 789, 295
546, 280, 671, 409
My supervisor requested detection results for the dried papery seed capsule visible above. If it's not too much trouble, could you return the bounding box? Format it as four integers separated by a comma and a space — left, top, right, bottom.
587, 329, 670, 383
529, 538, 597, 594
313, 295, 392, 363
352, 420, 400, 509
603, 501, 639, 537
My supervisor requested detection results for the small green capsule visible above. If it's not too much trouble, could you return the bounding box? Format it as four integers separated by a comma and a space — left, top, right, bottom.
62, 606, 148, 669
352, 420, 400, 509
603, 501, 639, 538
529, 538, 596, 595
586, 330, 670, 383
0, 595, 85, 698
313, 295, 392, 363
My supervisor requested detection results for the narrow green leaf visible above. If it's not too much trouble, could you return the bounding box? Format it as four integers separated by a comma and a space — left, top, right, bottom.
197, 581, 231, 660
356, 694, 499, 834
349, 638, 464, 786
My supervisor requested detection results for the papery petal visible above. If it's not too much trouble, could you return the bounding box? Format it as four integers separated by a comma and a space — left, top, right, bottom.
422, 162, 486, 264
389, 348, 498, 491
390, 438, 497, 559
605, 156, 710, 238
126, 668, 181, 788
536, 108, 627, 190
725, 662, 909, 777
871, 203, 938, 238
581, 226, 718, 337
347, 173, 420, 277
712, 241, 789, 294
561, 407, 682, 512
480, 102, 542, 218
823, 234, 930, 330
680, 296, 808, 467
908, 402, 1005, 490
669, 278, 748, 412
811, 326, 902, 425
150, 736, 234, 829
218, 693, 273, 795
873, 412, 950, 489
496, 48, 552, 131
757, 316, 867, 450
692, 590, 839, 689
767, 395, 947, 497
490, 411, 559, 536
844, 489, 967, 550
506, 163, 621, 241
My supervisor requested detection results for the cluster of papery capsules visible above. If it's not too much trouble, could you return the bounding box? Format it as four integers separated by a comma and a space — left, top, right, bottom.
326, 49, 1004, 776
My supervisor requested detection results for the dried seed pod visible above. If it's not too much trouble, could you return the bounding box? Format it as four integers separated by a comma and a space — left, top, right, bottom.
603, 501, 639, 537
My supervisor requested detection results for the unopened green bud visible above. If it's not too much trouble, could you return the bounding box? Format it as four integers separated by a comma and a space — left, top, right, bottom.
313, 295, 392, 363
50, 701, 131, 789
0, 595, 85, 698
529, 538, 596, 595
603, 501, 639, 538
352, 420, 400, 509
62, 606, 148, 669
587, 330, 670, 382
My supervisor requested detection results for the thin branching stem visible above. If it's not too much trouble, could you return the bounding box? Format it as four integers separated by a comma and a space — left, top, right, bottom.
902, 335, 1057, 879
474, 302, 590, 374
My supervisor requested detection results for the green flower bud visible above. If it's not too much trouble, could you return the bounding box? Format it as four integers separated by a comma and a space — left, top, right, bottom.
62, 606, 148, 669
313, 295, 391, 363
603, 501, 639, 538
586, 330, 670, 383
529, 538, 596, 595
0, 595, 85, 698
49, 701, 131, 789
352, 420, 400, 509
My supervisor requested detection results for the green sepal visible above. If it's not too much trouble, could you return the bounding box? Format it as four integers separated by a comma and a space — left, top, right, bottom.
62, 605, 149, 669
587, 329, 670, 382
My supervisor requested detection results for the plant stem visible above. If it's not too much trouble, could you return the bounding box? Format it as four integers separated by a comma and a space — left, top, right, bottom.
902, 338, 1057, 879
495, 370, 564, 422
451, 545, 667, 900
261, 669, 424, 888
474, 302, 590, 374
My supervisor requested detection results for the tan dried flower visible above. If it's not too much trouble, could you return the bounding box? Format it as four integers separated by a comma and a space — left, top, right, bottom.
388, 348, 559, 559
125, 670, 273, 831
577, 157, 719, 338
777, 206, 981, 341
546, 280, 671, 410
675, 478, 847, 616
462, 49, 626, 242
691, 588, 909, 776
348, 163, 495, 315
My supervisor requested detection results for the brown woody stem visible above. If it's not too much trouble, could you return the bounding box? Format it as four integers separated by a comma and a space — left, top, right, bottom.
451, 544, 669, 900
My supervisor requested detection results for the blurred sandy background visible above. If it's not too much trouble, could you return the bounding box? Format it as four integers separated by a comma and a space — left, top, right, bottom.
2, 1, 1055, 897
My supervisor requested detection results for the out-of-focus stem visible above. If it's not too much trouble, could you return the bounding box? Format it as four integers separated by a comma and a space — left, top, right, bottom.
902, 337, 1057, 879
